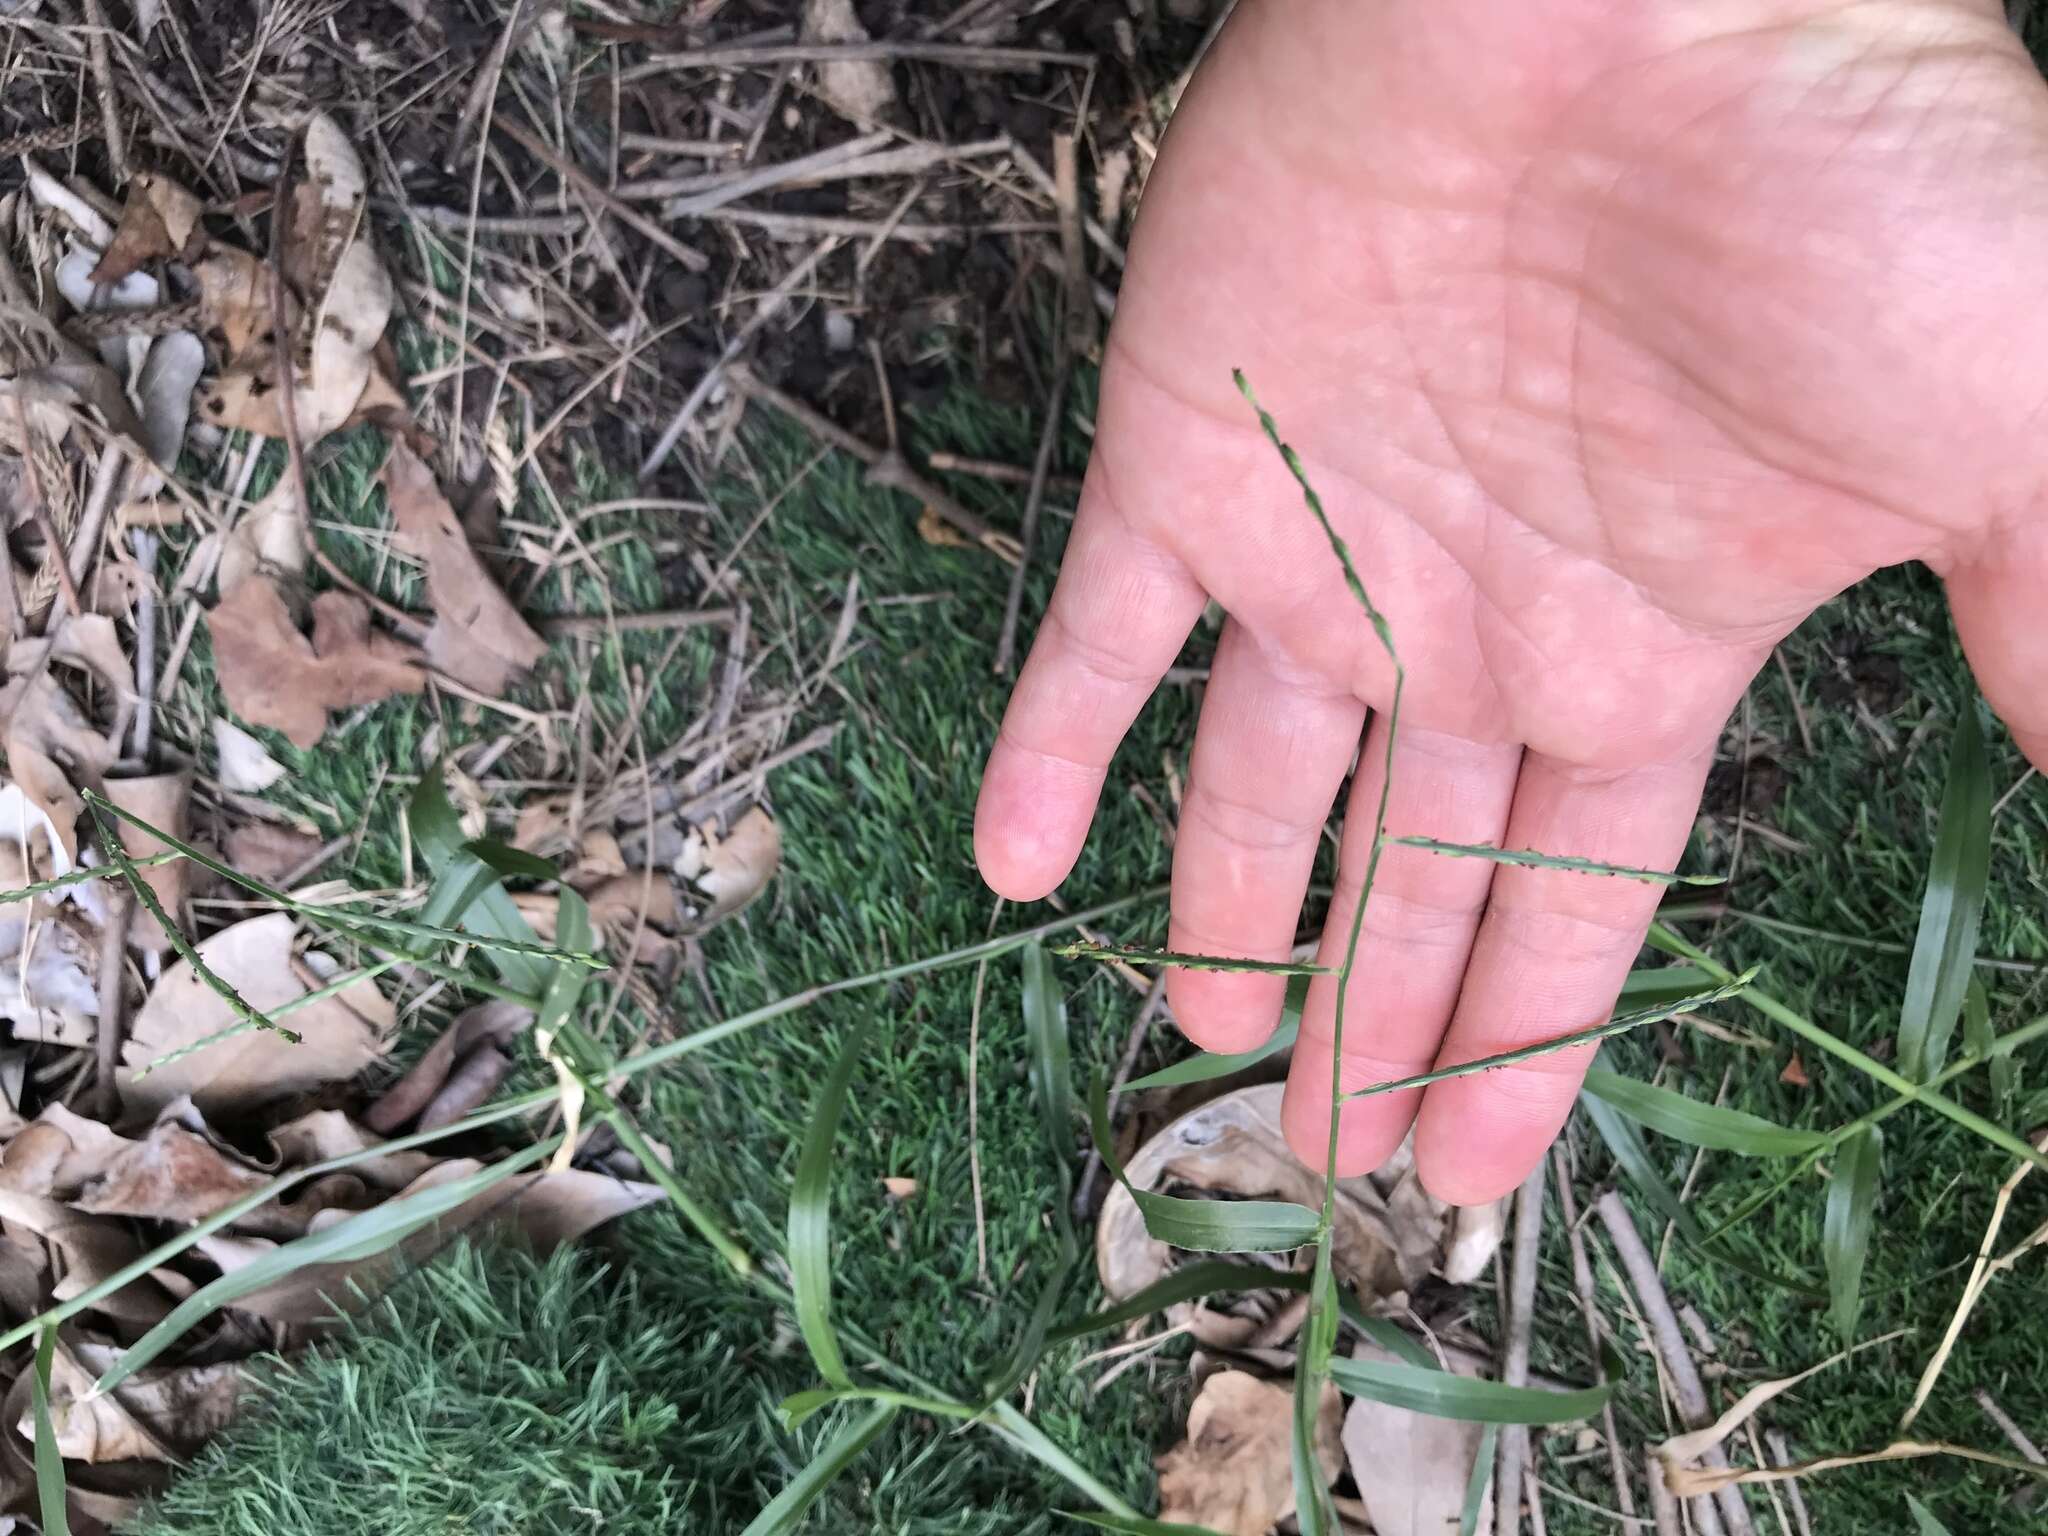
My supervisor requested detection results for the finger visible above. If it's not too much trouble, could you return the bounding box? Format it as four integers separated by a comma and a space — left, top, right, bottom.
1944, 516, 2048, 771
1280, 721, 1521, 1174
1413, 749, 1715, 1206
1165, 622, 1367, 1051
975, 481, 1208, 901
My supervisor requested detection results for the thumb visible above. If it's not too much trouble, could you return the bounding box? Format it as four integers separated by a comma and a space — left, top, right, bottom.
1945, 515, 2048, 771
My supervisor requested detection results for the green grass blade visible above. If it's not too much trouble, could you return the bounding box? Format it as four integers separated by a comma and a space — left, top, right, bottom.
1906, 1495, 1954, 1535
31, 1323, 68, 1536
1460, 1424, 1498, 1536
1329, 1350, 1621, 1424
1022, 941, 1077, 1232
1897, 707, 1991, 1080
1615, 964, 1715, 1009
1053, 940, 1330, 975
95, 1138, 556, 1394
1581, 1069, 1828, 1156
1061, 1513, 1228, 1535
1086, 1072, 1317, 1253
1343, 973, 1758, 1102
778, 1387, 970, 1432
1580, 1091, 1705, 1244
1962, 977, 2018, 1114
1649, 923, 2048, 1175
1291, 1345, 1334, 1536
742, 1402, 899, 1536
1046, 1261, 1305, 1347
410, 775, 555, 995
789, 1021, 869, 1389
1825, 1125, 1883, 1344
981, 1246, 1077, 1409
986, 1402, 1140, 1519
1388, 835, 1720, 885
1122, 975, 1307, 1093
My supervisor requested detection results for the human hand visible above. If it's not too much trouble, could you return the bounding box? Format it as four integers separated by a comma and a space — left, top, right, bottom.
975, 0, 2048, 1204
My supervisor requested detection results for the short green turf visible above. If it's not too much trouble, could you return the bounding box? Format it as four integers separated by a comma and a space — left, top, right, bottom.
131, 347, 2048, 1535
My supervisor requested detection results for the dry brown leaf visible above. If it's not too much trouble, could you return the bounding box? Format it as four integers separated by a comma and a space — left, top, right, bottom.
120, 911, 391, 1115
1780, 1053, 1810, 1088
213, 720, 287, 794
881, 1177, 918, 1200
295, 114, 369, 360
1096, 1085, 1490, 1315
34, 1337, 239, 1462
190, 246, 281, 358
262, 1110, 438, 1193
105, 772, 191, 955
223, 821, 324, 885
217, 479, 311, 594
73, 1113, 271, 1225
363, 999, 532, 1135
802, 0, 897, 123
0, 622, 128, 871
90, 173, 203, 286
1157, 1370, 1342, 1535
0, 911, 98, 1045
516, 881, 678, 965
1342, 1340, 1494, 1536
0, 1104, 131, 1198
0, 1188, 173, 1325
679, 806, 781, 929
380, 439, 545, 695
209, 578, 426, 749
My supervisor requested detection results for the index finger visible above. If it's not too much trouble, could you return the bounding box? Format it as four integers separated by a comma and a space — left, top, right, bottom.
975, 475, 1208, 901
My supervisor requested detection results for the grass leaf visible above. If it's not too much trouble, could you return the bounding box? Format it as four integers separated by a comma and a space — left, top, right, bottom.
790, 1021, 870, 1389
741, 1402, 898, 1536
1121, 976, 1306, 1093
1086, 1072, 1318, 1253
1328, 1350, 1621, 1424
1615, 964, 1716, 1009
1580, 1091, 1705, 1244
778, 1387, 968, 1433
95, 1139, 556, 1394
31, 1323, 67, 1536
1896, 707, 1991, 1081
1826, 1125, 1884, 1344
1461, 1424, 1499, 1536
1388, 835, 1720, 885
986, 1402, 1141, 1519
1022, 941, 1077, 1229
1581, 1069, 1828, 1156
1906, 1495, 1954, 1535
1291, 1341, 1334, 1536
1962, 977, 2018, 1114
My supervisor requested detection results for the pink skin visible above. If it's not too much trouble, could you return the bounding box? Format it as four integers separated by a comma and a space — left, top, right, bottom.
976, 0, 2048, 1205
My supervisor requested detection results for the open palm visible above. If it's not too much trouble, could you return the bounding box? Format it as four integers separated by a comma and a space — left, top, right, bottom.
977, 0, 2048, 1202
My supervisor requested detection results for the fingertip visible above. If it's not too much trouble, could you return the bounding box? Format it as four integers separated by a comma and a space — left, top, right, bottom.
972, 742, 1097, 901
1412, 1069, 1580, 1207
1281, 1044, 1421, 1179
1166, 967, 1285, 1053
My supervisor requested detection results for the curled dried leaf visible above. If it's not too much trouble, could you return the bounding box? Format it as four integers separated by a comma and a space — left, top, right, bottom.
208, 579, 425, 750
380, 439, 545, 695
1157, 1370, 1341, 1536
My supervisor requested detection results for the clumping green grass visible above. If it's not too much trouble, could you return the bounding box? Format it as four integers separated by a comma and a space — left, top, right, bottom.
134, 342, 2048, 1535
